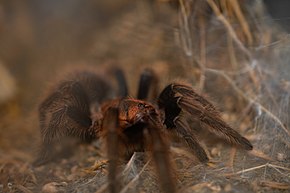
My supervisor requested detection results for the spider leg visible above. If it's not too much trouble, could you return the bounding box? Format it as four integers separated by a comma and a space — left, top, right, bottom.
102, 107, 120, 193
158, 83, 253, 152
146, 117, 176, 193
37, 70, 114, 165
65, 82, 98, 139
109, 67, 128, 97
174, 117, 209, 162
137, 68, 158, 100
39, 81, 98, 146
39, 90, 62, 139
37, 81, 96, 164
169, 84, 218, 111
179, 96, 253, 150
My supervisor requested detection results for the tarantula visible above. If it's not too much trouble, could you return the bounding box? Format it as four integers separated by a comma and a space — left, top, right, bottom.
38, 67, 253, 193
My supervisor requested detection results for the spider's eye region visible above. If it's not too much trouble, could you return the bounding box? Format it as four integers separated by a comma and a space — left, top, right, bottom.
137, 103, 146, 109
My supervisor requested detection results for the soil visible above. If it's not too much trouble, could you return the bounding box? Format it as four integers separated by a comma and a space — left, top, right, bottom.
0, 1, 289, 193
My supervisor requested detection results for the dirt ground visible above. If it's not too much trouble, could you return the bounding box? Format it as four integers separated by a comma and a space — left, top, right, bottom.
0, 0, 290, 192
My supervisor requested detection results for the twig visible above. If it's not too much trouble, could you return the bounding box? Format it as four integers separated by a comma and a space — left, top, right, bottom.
198, 14, 206, 92
248, 149, 273, 161
230, 0, 253, 45
259, 180, 290, 190
179, 0, 193, 57
206, 0, 251, 59
15, 185, 34, 193
228, 163, 290, 176
268, 163, 290, 172
270, 165, 290, 177
254, 34, 290, 50
227, 148, 237, 169
238, 163, 266, 175
206, 0, 260, 90
206, 68, 290, 137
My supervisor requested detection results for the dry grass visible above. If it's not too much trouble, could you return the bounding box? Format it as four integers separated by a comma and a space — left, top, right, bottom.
0, 0, 290, 192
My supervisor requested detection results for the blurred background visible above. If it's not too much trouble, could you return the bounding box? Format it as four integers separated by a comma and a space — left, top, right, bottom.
0, 0, 290, 192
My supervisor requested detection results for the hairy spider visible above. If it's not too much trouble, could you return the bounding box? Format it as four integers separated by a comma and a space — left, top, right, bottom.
38, 67, 253, 193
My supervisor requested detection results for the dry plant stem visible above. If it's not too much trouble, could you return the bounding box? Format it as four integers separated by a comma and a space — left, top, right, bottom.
15, 185, 34, 193
230, 0, 253, 45
232, 163, 290, 176
259, 181, 290, 190
206, 68, 290, 137
179, 0, 193, 57
255, 34, 290, 51
189, 182, 214, 191
206, 0, 251, 58
249, 149, 273, 161
198, 15, 206, 92
270, 165, 290, 177
227, 148, 237, 169
206, 0, 260, 88
227, 34, 238, 69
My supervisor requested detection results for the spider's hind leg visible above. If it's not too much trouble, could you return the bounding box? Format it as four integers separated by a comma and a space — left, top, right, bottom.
109, 67, 128, 97
157, 84, 209, 163
137, 68, 159, 100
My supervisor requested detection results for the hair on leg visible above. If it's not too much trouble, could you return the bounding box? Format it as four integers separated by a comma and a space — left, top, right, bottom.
158, 83, 253, 151
39, 91, 62, 141
65, 82, 97, 140
158, 85, 209, 162
39, 81, 95, 143
174, 117, 209, 163
102, 107, 120, 193
173, 83, 253, 150
37, 76, 106, 165
178, 96, 253, 150
145, 118, 177, 193
171, 83, 219, 114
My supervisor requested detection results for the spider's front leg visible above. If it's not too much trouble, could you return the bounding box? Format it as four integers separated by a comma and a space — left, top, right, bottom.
101, 107, 121, 193
36, 83, 93, 164
158, 82, 253, 162
39, 81, 95, 142
37, 70, 114, 164
101, 99, 177, 193
146, 116, 177, 193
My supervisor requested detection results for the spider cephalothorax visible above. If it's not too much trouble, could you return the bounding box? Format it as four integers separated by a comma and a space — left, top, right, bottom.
37, 67, 253, 193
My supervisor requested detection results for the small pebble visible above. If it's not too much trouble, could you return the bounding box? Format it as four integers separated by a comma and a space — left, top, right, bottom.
42, 182, 67, 193
277, 153, 286, 161
211, 147, 220, 157
224, 183, 232, 192
7, 182, 13, 189
0, 184, 3, 191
